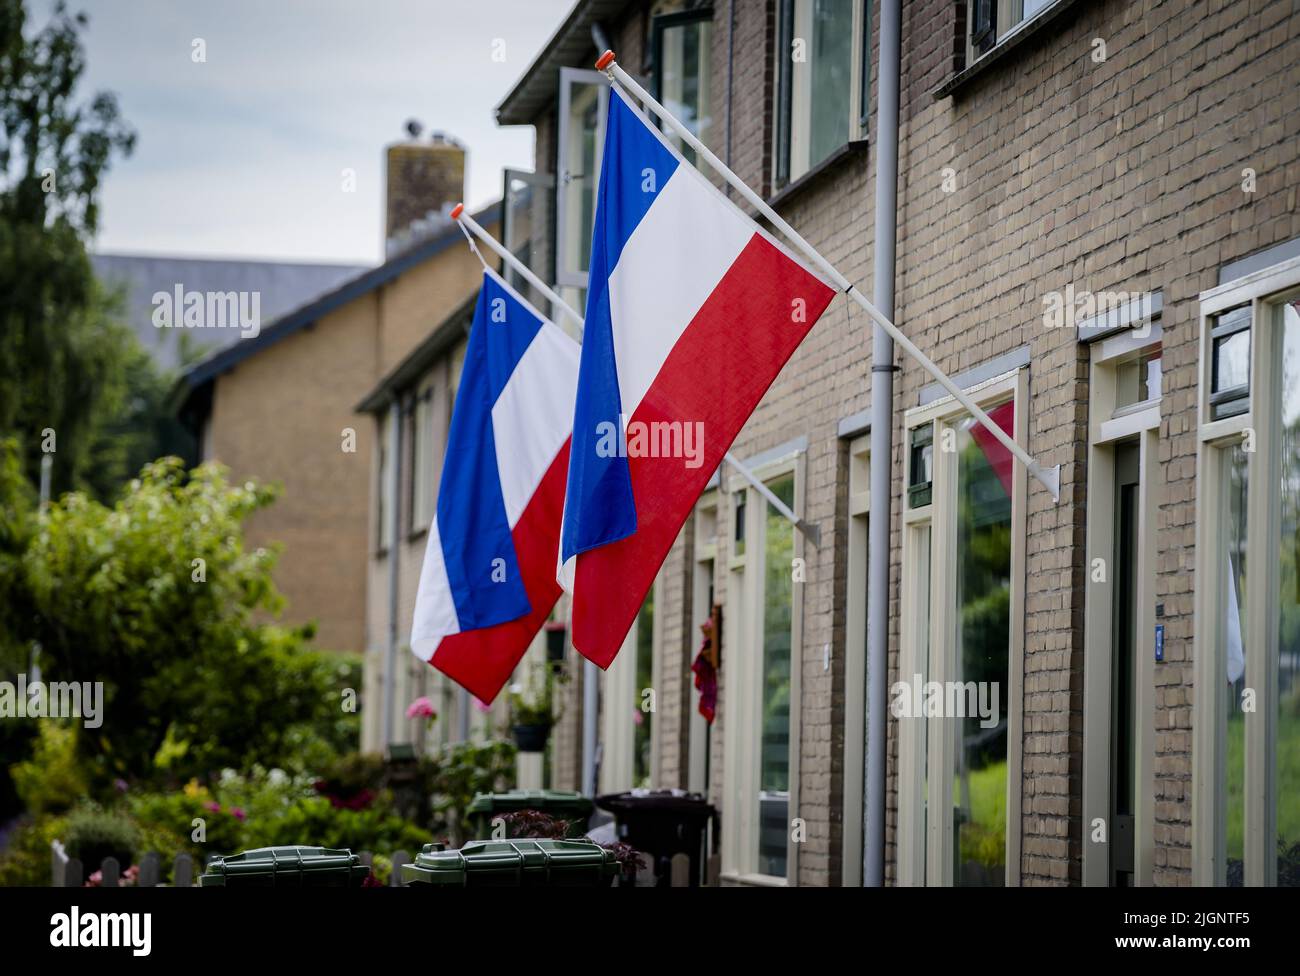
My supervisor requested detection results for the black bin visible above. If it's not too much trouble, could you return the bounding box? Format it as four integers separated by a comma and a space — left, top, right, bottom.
595, 789, 717, 887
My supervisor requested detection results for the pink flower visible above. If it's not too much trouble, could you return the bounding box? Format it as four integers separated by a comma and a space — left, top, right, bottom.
473, 697, 491, 714
406, 696, 437, 721
230, 807, 247, 821
204, 801, 221, 813
633, 710, 644, 726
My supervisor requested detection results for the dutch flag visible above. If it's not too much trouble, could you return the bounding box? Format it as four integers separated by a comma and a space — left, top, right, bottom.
558, 87, 837, 668
411, 267, 579, 702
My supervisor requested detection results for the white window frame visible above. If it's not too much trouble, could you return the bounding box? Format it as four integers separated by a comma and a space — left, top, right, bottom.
897, 367, 1028, 886
842, 434, 870, 885
556, 67, 609, 293
1193, 253, 1300, 886
721, 449, 806, 886
1082, 321, 1162, 886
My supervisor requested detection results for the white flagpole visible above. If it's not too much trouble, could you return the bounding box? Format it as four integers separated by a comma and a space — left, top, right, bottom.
595, 51, 1061, 503
454, 202, 816, 544
452, 204, 585, 331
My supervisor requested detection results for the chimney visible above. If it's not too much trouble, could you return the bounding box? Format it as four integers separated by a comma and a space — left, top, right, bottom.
384, 125, 466, 251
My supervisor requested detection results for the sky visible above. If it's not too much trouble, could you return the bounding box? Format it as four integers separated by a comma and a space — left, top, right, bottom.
32, 0, 574, 265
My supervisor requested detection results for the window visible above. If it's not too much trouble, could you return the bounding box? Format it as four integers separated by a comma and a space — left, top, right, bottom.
689, 493, 719, 796
652, 10, 713, 167
774, 0, 869, 188
376, 408, 394, 552
842, 435, 870, 884
1210, 306, 1251, 420
758, 473, 796, 877
501, 168, 554, 314
721, 449, 805, 884
555, 67, 608, 293
1081, 317, 1162, 886
967, 0, 1056, 62
634, 587, 655, 787
1194, 255, 1300, 887
601, 578, 662, 793
898, 369, 1027, 886
410, 376, 436, 533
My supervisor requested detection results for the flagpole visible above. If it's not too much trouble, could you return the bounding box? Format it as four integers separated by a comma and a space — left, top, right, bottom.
451, 204, 585, 332
595, 51, 1061, 503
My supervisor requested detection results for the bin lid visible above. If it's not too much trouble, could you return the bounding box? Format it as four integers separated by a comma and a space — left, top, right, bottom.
199, 846, 370, 887
467, 789, 594, 817
402, 838, 617, 887
596, 789, 715, 815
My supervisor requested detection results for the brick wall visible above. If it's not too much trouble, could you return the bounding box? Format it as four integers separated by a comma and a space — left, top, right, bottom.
639, 0, 1300, 888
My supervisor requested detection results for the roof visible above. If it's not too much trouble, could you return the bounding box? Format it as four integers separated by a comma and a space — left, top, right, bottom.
172, 202, 500, 413
495, 0, 634, 126
93, 253, 367, 370
355, 289, 480, 414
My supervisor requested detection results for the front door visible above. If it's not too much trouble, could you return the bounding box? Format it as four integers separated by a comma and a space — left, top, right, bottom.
1109, 440, 1140, 886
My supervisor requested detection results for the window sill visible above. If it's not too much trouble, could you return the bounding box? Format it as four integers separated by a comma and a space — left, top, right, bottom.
931, 0, 1085, 101
768, 139, 869, 211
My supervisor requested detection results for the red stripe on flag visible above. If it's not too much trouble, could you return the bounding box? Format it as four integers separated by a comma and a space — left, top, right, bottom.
571, 233, 835, 667
432, 440, 570, 702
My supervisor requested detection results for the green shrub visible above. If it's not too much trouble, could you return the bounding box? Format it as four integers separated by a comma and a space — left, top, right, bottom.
0, 813, 69, 886
10, 722, 89, 815
63, 805, 140, 870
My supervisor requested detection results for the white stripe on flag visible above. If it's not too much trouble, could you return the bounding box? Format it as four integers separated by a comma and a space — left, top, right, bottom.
410, 517, 460, 659
492, 323, 580, 526
607, 166, 754, 416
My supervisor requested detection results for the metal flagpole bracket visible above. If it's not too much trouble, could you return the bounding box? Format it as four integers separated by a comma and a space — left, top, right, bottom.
594, 50, 1064, 506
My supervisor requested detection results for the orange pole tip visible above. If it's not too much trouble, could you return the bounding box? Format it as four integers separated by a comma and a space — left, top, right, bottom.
450, 203, 464, 220
595, 49, 616, 71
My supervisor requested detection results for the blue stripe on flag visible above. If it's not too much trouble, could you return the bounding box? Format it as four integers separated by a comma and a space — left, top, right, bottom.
561, 88, 681, 562
436, 273, 535, 631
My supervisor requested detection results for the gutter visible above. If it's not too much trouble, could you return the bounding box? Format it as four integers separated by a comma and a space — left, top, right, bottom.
865, 0, 901, 888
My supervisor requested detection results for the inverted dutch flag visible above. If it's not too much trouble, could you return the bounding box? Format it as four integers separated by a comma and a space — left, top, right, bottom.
411, 267, 579, 702
558, 87, 837, 668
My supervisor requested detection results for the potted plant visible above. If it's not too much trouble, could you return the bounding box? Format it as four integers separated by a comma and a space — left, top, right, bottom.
508, 660, 568, 752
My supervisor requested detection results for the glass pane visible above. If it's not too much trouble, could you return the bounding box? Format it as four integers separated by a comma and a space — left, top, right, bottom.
1215, 330, 1251, 393
758, 474, 796, 877
659, 19, 713, 165
1276, 301, 1300, 885
808, 0, 852, 171
953, 400, 1014, 886
561, 82, 604, 281
1115, 348, 1163, 411
1223, 442, 1248, 886
634, 589, 655, 788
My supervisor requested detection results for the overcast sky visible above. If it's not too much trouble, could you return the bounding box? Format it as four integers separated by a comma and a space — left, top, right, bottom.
34, 0, 573, 265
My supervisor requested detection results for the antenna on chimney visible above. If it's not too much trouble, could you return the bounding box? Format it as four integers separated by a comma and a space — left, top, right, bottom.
404, 118, 424, 140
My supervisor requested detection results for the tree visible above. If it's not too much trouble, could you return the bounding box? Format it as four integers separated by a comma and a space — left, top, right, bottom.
3, 442, 358, 785
0, 0, 139, 497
